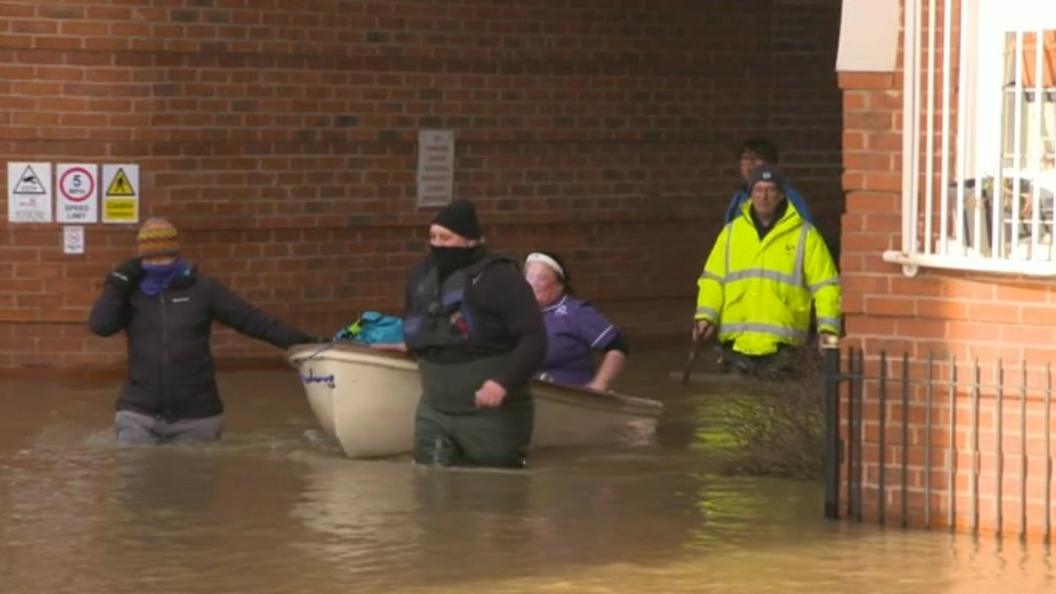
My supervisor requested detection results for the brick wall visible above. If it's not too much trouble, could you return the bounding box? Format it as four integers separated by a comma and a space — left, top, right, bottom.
771, 0, 844, 251
0, 0, 843, 370
839, 0, 1056, 539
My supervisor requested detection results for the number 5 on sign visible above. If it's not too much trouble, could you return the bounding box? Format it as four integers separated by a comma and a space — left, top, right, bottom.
101, 164, 139, 224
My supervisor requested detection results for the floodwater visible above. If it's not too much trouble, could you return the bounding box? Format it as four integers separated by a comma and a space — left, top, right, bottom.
1, 345, 1053, 594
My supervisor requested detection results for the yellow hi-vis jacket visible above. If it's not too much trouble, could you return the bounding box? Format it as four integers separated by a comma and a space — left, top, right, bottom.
695, 201, 841, 356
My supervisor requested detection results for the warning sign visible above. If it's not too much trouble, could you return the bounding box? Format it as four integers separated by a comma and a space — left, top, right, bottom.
101, 164, 139, 224
57, 163, 98, 223
105, 168, 135, 196
13, 164, 47, 194
7, 162, 53, 223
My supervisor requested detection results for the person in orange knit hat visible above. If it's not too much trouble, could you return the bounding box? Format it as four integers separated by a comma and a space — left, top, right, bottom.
89, 217, 320, 444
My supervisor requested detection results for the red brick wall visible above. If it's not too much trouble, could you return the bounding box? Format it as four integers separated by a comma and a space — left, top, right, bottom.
0, 0, 843, 370
839, 0, 1056, 539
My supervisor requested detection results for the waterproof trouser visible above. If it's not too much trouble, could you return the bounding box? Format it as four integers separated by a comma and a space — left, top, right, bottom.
415, 355, 533, 468
719, 343, 806, 380
115, 410, 224, 444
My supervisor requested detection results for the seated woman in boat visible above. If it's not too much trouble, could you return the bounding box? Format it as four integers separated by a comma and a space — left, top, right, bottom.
523, 251, 628, 393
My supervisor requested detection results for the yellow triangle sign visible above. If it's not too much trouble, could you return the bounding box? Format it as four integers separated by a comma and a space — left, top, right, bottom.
106, 168, 135, 196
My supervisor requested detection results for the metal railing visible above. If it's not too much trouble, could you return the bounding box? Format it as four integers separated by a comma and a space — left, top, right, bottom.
823, 348, 1054, 541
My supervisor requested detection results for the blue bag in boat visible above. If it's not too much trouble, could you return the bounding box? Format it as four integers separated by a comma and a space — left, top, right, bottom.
335, 311, 404, 345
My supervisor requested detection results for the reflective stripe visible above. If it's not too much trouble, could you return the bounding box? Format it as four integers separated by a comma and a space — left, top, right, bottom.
809, 278, 840, 293
695, 306, 719, 320
817, 317, 842, 332
698, 271, 724, 283
723, 221, 734, 278
720, 221, 810, 289
793, 223, 810, 287
720, 322, 807, 341
725, 268, 798, 286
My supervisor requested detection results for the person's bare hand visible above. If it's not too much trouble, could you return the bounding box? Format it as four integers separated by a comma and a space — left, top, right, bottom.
818, 332, 839, 352
474, 379, 507, 408
692, 320, 715, 344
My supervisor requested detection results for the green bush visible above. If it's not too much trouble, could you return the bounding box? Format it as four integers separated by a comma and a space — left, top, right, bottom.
696, 358, 827, 480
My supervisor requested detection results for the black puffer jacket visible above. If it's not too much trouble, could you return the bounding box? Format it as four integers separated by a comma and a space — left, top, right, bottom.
89, 267, 313, 421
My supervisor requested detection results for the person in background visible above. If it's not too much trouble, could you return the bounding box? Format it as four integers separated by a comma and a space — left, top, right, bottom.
88, 217, 318, 444
695, 166, 840, 378
523, 251, 627, 393
724, 137, 813, 225
403, 199, 547, 469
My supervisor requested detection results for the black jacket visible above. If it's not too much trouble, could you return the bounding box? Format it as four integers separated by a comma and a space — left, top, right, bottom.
89, 267, 312, 420
404, 251, 547, 391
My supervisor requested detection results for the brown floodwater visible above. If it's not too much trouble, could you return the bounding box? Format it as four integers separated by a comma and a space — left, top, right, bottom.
1, 345, 1053, 594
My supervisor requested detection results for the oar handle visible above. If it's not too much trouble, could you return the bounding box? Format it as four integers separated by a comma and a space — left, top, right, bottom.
681, 340, 703, 384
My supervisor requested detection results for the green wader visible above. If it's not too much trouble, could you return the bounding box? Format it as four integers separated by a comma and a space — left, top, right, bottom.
415, 354, 533, 468
719, 343, 805, 380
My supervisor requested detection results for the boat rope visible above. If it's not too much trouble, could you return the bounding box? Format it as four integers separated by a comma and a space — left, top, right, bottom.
299, 338, 339, 363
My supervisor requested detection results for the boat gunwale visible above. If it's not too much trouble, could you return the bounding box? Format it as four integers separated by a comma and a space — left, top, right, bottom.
286, 343, 663, 418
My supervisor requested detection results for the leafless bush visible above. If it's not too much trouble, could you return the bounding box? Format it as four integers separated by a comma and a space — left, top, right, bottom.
712, 355, 827, 479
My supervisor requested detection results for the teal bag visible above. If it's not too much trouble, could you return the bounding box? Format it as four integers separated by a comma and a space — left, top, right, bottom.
335, 311, 404, 345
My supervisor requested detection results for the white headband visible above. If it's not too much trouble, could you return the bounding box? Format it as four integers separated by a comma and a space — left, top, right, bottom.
525, 252, 565, 279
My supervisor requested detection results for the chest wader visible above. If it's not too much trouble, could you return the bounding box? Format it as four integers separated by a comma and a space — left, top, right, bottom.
415, 353, 533, 468
719, 343, 805, 380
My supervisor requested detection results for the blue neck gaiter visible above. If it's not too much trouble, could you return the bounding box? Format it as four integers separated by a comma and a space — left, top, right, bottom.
139, 260, 188, 296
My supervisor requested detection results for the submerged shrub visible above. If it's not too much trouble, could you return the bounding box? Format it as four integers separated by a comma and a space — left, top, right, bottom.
701, 356, 827, 479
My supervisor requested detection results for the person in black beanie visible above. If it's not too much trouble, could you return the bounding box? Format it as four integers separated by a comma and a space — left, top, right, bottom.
402, 199, 547, 468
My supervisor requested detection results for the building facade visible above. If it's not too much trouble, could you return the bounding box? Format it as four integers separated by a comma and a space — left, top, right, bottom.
839, 0, 1056, 539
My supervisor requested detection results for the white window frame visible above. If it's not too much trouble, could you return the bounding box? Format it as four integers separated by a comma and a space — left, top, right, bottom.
883, 0, 1056, 277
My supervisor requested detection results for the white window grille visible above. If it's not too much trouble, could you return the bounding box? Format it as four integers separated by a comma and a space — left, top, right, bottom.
883, 0, 1056, 276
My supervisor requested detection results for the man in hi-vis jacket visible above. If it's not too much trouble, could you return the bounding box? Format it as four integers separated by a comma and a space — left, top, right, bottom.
694, 166, 840, 378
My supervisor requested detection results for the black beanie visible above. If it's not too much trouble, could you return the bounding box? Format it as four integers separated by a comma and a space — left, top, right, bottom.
431, 199, 482, 240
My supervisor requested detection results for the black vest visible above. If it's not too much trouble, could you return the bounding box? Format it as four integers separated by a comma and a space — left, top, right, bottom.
404, 253, 507, 351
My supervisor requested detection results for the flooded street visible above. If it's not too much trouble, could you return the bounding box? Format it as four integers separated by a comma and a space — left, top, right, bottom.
1, 345, 1053, 594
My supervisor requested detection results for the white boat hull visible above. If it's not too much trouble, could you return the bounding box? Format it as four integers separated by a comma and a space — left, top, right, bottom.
287, 343, 663, 458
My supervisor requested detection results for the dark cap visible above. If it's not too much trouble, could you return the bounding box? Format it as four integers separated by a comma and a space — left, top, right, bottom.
431, 199, 482, 240
746, 165, 789, 194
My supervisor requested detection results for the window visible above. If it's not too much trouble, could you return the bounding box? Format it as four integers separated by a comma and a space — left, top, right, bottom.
884, 0, 1056, 276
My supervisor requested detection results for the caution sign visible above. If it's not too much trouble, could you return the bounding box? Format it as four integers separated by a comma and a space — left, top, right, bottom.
106, 168, 135, 196
7, 162, 53, 223
57, 163, 99, 223
101, 164, 139, 224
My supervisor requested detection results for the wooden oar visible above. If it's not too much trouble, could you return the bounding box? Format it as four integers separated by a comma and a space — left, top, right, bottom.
681, 339, 703, 384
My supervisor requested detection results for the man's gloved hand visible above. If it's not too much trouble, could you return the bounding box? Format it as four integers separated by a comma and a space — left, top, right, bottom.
106, 258, 144, 294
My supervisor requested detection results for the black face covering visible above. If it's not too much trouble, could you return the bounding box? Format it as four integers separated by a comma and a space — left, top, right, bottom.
430, 245, 482, 278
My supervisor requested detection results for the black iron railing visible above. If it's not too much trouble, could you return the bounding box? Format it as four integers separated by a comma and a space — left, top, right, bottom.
823, 348, 1054, 542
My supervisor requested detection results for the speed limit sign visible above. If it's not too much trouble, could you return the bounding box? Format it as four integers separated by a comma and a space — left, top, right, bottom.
56, 163, 99, 223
